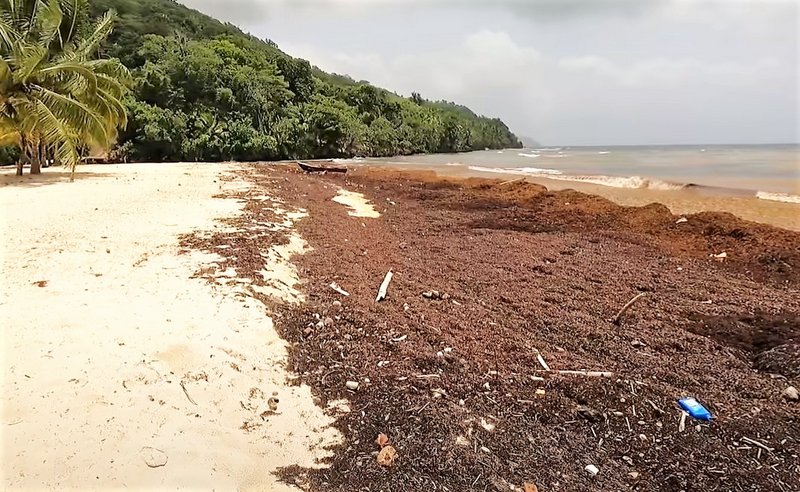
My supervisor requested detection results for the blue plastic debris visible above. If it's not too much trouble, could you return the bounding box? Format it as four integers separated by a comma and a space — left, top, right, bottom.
678, 397, 712, 421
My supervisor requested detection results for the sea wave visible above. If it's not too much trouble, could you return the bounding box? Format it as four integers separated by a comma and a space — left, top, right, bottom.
467, 165, 687, 190
518, 152, 540, 158
549, 175, 687, 190
756, 191, 800, 204
597, 151, 611, 155
444, 162, 462, 166
468, 165, 563, 176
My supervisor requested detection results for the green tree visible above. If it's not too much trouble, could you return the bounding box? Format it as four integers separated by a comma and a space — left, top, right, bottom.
80, 0, 524, 162
0, 0, 131, 177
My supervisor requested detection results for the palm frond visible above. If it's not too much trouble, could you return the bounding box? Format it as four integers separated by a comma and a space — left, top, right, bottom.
39, 60, 98, 93
75, 9, 113, 58
59, 0, 84, 46
29, 84, 111, 147
2, 0, 126, 175
0, 8, 20, 53
36, 0, 61, 48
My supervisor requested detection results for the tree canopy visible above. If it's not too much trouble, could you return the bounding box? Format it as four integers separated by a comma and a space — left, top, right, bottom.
3, 0, 522, 167
1, 0, 131, 175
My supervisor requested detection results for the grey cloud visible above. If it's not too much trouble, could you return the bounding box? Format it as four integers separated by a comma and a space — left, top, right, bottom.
180, 0, 798, 145
179, 0, 273, 26
181, 0, 668, 22
502, 0, 668, 21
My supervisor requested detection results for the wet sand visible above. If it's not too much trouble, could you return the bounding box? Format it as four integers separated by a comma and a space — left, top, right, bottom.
364, 161, 800, 231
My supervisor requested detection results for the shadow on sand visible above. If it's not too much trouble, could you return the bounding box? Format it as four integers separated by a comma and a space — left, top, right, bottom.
0, 166, 117, 189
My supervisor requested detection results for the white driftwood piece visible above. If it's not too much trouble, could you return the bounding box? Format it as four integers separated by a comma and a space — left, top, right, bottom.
375, 270, 393, 302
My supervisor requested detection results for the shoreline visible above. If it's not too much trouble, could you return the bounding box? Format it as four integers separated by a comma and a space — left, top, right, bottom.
349, 160, 800, 231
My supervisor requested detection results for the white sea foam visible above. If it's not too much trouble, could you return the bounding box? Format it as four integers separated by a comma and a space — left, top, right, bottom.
597, 151, 611, 155
518, 152, 540, 158
468, 165, 563, 176
549, 175, 686, 191
444, 162, 462, 166
331, 157, 364, 163
467, 166, 686, 191
756, 191, 800, 204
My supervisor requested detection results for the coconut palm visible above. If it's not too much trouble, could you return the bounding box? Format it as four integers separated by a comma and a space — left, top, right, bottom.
0, 0, 131, 177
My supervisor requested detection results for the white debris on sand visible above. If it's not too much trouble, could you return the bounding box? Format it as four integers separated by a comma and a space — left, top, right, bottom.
332, 188, 380, 218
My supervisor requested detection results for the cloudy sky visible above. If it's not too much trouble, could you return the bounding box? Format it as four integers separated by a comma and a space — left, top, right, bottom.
180, 0, 798, 146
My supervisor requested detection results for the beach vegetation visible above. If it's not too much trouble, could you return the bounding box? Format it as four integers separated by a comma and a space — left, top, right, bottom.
91, 0, 521, 163
1, 0, 521, 171
0, 0, 131, 177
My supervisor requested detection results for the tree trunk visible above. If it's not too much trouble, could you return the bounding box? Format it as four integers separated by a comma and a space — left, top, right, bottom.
42, 141, 50, 168
30, 138, 42, 174
30, 157, 41, 174
17, 134, 28, 176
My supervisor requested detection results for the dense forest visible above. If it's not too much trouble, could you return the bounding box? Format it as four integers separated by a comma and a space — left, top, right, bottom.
1, 0, 521, 168
77, 0, 521, 162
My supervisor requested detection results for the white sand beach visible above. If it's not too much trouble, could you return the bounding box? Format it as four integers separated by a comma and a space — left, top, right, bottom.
0, 163, 340, 490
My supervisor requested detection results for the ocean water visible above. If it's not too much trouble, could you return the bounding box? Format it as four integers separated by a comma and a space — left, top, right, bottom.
365, 144, 800, 203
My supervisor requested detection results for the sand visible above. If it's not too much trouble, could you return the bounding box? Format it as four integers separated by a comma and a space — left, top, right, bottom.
0, 163, 340, 490
331, 189, 380, 218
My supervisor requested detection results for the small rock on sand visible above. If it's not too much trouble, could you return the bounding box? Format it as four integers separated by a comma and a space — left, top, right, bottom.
141, 446, 168, 468
783, 386, 798, 401
346, 381, 359, 391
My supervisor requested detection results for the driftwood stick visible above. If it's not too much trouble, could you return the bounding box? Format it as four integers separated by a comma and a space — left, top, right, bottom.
329, 282, 349, 296
375, 270, 393, 302
545, 370, 614, 378
498, 177, 526, 186
646, 399, 665, 415
741, 436, 774, 452
612, 292, 647, 325
533, 349, 550, 371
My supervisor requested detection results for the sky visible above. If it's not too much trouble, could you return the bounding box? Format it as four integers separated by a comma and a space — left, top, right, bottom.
179, 0, 799, 146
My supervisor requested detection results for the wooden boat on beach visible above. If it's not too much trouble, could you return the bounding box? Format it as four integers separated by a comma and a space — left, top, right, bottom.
296, 161, 348, 174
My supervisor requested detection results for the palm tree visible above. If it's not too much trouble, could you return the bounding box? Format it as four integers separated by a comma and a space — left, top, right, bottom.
0, 0, 131, 178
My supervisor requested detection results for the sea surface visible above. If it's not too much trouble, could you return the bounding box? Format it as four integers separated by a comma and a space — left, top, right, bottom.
359, 144, 799, 203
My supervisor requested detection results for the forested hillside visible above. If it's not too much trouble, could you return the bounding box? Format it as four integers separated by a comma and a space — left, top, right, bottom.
87, 0, 521, 162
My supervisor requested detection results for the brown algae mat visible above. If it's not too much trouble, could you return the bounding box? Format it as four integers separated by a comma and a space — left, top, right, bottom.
186, 164, 800, 491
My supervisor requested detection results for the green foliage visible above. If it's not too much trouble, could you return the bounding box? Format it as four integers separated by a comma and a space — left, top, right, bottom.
0, 145, 20, 165
92, 0, 522, 162
1, 0, 132, 175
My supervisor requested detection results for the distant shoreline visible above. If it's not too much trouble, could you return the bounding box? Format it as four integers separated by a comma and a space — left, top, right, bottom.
288, 158, 800, 231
